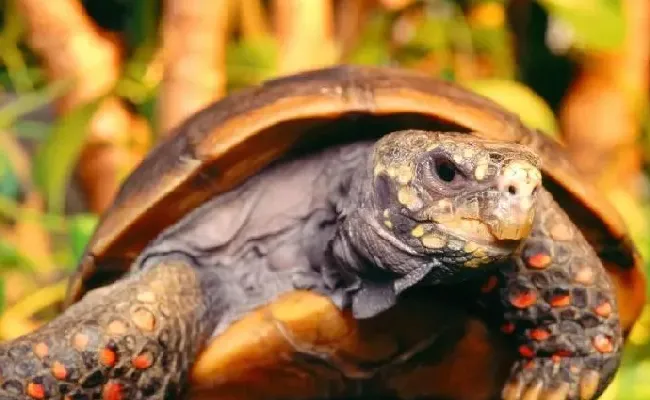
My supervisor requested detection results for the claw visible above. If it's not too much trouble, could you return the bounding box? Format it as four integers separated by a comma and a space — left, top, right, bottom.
579, 370, 600, 400
502, 379, 524, 400
521, 380, 543, 400
540, 383, 570, 400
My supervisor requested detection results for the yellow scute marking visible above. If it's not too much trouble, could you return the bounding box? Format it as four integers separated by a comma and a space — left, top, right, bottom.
421, 234, 446, 249
191, 291, 348, 384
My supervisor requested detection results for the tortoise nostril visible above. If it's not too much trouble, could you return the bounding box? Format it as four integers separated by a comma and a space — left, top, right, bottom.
498, 160, 542, 198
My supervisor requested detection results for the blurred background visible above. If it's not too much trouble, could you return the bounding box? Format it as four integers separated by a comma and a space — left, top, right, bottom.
0, 0, 647, 398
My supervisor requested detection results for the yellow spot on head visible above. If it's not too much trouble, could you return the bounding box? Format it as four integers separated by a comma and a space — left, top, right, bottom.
395, 164, 413, 185
411, 225, 425, 238
384, 220, 393, 229
421, 234, 447, 249
137, 291, 156, 303
383, 209, 390, 218
474, 163, 488, 180
374, 164, 386, 176
463, 148, 476, 159
397, 187, 423, 210
504, 160, 538, 181
530, 168, 542, 182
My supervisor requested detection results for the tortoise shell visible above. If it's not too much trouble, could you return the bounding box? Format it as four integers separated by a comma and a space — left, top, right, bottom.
65, 65, 645, 399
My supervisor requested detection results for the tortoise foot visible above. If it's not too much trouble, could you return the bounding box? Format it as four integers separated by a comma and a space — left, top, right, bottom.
502, 355, 616, 400
0, 258, 219, 399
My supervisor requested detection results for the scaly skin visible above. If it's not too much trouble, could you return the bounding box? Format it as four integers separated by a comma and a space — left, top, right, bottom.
325, 130, 622, 399
478, 190, 622, 400
0, 258, 221, 399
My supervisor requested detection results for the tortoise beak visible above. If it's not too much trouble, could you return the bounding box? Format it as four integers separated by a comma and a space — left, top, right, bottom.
488, 159, 541, 241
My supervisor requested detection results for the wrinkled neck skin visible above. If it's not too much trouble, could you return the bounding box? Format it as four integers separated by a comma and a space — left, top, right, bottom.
322, 159, 495, 320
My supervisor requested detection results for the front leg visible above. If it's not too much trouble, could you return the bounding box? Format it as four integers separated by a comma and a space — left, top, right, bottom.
479, 190, 622, 400
0, 256, 223, 399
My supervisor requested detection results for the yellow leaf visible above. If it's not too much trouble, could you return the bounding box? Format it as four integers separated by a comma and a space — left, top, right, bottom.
463, 80, 560, 139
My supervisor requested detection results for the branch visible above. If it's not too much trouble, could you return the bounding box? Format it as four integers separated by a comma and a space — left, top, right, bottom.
273, 0, 338, 75
16, 0, 152, 213
158, 0, 232, 135
559, 0, 649, 198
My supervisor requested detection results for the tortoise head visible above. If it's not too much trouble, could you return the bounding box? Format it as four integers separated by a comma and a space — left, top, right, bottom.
370, 130, 542, 270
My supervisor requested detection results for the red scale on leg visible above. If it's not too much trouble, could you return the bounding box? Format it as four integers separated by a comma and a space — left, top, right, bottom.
593, 335, 614, 353
0, 262, 212, 400
595, 302, 612, 318
518, 345, 535, 358
481, 276, 499, 293
529, 328, 550, 341
550, 293, 571, 308
551, 349, 573, 364
527, 253, 551, 269
501, 322, 516, 334
99, 346, 117, 368
491, 192, 624, 400
51, 361, 68, 380
32, 343, 49, 360
103, 381, 123, 400
132, 352, 154, 369
26, 382, 45, 399
510, 290, 537, 309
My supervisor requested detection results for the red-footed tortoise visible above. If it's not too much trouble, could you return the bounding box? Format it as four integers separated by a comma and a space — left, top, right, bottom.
0, 65, 645, 400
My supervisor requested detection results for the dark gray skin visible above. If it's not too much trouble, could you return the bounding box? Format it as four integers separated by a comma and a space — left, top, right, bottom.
0, 130, 621, 400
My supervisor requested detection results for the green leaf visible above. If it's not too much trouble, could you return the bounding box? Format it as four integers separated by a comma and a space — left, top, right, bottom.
68, 213, 98, 265
124, 0, 160, 50
0, 240, 35, 271
33, 97, 104, 213
0, 277, 5, 315
0, 195, 67, 232
0, 80, 70, 130
12, 120, 52, 140
463, 79, 560, 138
0, 67, 44, 91
115, 44, 160, 106
226, 36, 278, 91
538, 0, 625, 51
346, 12, 392, 66
0, 150, 19, 199
0, 0, 35, 92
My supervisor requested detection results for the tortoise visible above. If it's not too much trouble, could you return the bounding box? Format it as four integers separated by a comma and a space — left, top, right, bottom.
0, 65, 645, 400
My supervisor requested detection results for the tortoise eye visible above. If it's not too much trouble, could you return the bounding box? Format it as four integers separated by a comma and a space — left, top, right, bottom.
432, 155, 460, 183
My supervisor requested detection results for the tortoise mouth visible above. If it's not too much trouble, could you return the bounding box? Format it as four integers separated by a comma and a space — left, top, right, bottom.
436, 218, 523, 253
